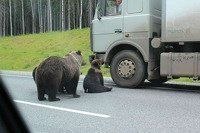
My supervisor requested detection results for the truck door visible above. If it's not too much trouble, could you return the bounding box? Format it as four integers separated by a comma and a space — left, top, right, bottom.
92, 0, 124, 53
123, 0, 145, 37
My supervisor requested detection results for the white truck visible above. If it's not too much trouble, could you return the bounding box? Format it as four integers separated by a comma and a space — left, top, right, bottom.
90, 0, 200, 87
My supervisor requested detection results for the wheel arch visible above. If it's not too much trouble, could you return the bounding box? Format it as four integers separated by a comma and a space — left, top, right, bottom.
105, 41, 148, 66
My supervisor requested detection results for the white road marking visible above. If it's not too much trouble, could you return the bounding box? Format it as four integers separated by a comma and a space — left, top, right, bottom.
0, 74, 33, 79
14, 100, 110, 118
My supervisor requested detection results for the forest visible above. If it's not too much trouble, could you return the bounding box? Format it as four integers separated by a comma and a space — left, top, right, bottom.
0, 0, 98, 36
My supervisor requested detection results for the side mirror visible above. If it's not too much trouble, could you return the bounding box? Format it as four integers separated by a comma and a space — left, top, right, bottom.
96, 0, 106, 20
97, 14, 102, 20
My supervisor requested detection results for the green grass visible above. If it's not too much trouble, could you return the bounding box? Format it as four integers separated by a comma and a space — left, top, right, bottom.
0, 28, 110, 76
172, 77, 200, 83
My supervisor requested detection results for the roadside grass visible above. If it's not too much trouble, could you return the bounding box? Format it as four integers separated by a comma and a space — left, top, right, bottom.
0, 28, 110, 76
172, 77, 200, 83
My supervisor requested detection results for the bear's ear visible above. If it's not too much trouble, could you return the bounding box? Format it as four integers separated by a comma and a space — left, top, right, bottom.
89, 55, 95, 63
76, 50, 82, 55
66, 51, 72, 56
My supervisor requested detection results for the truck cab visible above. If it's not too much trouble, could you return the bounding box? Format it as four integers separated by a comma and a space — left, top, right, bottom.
91, 0, 200, 87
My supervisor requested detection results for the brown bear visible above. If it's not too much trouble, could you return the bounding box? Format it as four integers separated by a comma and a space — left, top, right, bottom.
83, 58, 112, 93
33, 51, 84, 101
32, 67, 37, 81
32, 66, 65, 94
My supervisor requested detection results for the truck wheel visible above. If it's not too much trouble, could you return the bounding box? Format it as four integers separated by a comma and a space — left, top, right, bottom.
110, 50, 145, 87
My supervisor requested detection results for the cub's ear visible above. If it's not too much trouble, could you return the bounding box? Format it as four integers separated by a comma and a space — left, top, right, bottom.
76, 50, 82, 55
89, 55, 95, 63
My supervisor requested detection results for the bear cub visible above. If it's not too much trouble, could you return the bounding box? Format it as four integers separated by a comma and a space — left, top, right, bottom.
33, 51, 83, 102
83, 57, 112, 93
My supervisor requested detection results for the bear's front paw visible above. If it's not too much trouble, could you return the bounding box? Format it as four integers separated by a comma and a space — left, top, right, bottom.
38, 97, 46, 101
73, 94, 80, 98
84, 89, 88, 93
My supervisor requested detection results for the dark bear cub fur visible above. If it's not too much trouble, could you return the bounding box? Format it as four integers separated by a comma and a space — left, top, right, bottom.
33, 51, 83, 102
83, 58, 112, 93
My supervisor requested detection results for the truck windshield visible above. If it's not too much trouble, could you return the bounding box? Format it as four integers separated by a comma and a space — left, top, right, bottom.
97, 0, 122, 18
106, 0, 122, 15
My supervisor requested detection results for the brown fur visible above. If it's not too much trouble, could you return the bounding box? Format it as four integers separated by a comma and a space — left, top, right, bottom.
33, 51, 83, 101
83, 59, 112, 93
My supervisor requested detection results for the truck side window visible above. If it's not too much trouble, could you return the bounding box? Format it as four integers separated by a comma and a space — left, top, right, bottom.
106, 0, 122, 16
127, 0, 142, 13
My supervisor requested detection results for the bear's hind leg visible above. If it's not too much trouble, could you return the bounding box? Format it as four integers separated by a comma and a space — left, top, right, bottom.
48, 85, 60, 102
48, 89, 60, 102
92, 84, 112, 93
37, 86, 46, 101
69, 80, 80, 98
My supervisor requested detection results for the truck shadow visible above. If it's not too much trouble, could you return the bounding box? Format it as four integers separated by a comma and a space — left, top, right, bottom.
139, 82, 200, 93
104, 80, 200, 93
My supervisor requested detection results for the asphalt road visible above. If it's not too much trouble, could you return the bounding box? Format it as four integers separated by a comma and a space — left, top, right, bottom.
1, 73, 200, 133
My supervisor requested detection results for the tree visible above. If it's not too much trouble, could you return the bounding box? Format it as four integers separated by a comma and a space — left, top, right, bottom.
9, 0, 13, 36
1, 0, 99, 36
89, 0, 92, 24
79, 0, 82, 29
67, 0, 71, 30
38, 0, 43, 33
47, 0, 52, 31
21, 0, 25, 34
0, 0, 3, 36
61, 0, 65, 31
30, 0, 35, 34
3, 0, 6, 36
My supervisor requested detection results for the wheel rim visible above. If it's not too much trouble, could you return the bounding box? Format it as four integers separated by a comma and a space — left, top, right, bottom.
117, 59, 136, 79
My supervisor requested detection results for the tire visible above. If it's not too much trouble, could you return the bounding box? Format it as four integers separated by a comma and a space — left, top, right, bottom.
110, 50, 146, 88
